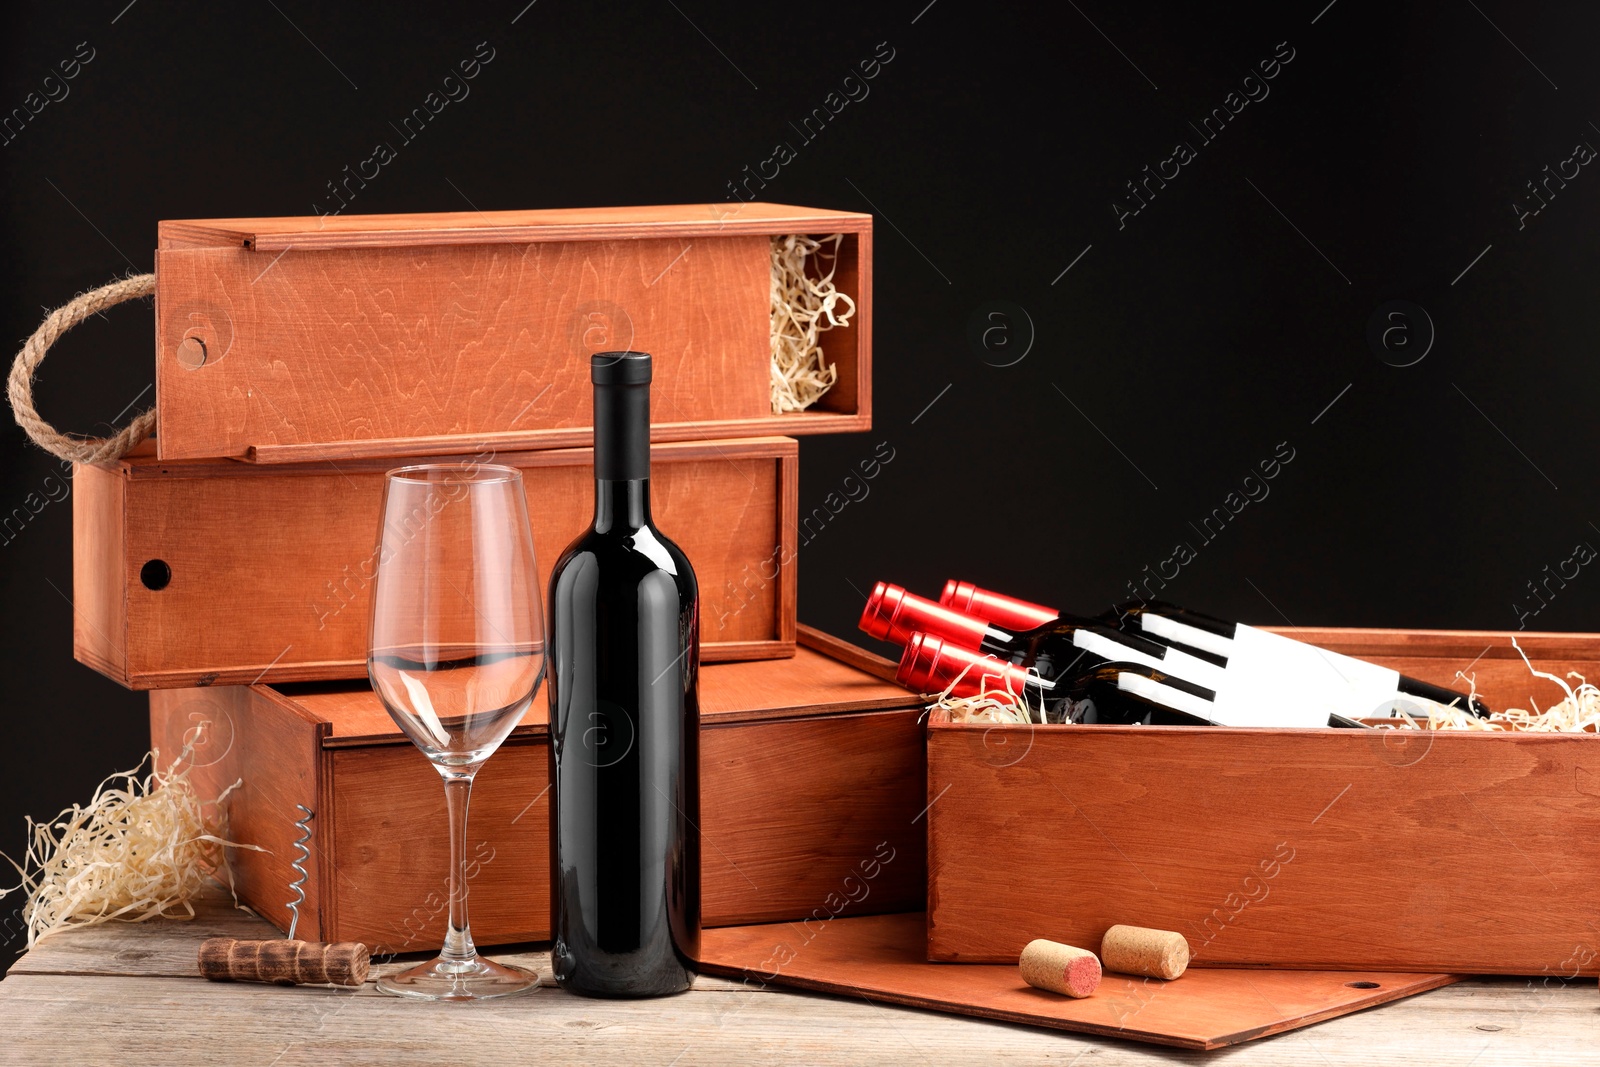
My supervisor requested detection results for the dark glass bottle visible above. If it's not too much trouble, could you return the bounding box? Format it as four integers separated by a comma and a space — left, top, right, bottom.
940, 580, 1488, 717
547, 351, 700, 997
860, 582, 1227, 692
900, 632, 1365, 728
897, 633, 1217, 725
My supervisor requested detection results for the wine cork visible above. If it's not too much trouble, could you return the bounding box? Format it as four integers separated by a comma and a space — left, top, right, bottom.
1019, 938, 1101, 998
1101, 924, 1190, 980
198, 937, 370, 987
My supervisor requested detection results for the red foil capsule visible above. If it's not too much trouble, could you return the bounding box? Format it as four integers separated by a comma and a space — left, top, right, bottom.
897, 633, 1033, 697
939, 580, 1058, 631
859, 582, 990, 648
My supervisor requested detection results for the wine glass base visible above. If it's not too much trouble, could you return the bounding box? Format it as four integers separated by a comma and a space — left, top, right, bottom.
376, 955, 540, 1002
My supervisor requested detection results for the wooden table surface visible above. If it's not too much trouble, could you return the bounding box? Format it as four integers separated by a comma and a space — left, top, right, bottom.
2, 891, 1596, 1066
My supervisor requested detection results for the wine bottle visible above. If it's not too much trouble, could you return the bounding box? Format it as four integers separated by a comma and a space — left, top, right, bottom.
861, 582, 1230, 693
902, 633, 1365, 728
898, 632, 1217, 725
942, 581, 1489, 719
547, 351, 700, 998
941, 580, 1059, 632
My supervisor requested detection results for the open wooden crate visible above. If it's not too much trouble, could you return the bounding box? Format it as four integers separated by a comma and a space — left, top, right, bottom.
151, 628, 926, 952
926, 627, 1600, 976
75, 437, 797, 689
153, 203, 871, 462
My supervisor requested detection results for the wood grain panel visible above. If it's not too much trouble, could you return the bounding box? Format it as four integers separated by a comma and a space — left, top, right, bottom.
154, 237, 767, 460
150, 204, 870, 462
926, 714, 1600, 974
700, 709, 926, 926
326, 739, 549, 951
150, 634, 926, 948
810, 230, 868, 417
274, 642, 915, 748
700, 913, 1459, 1051
70, 461, 125, 679
149, 687, 326, 937
796, 622, 897, 681
76, 437, 795, 689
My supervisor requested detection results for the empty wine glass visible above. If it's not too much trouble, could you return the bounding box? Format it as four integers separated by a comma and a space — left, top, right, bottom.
368, 462, 545, 1001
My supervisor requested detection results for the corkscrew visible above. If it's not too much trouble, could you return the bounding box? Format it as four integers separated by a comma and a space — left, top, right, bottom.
198, 802, 372, 987
285, 804, 313, 940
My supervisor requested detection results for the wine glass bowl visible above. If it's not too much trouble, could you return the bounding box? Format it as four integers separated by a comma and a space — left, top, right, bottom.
369, 644, 542, 769
368, 462, 545, 1001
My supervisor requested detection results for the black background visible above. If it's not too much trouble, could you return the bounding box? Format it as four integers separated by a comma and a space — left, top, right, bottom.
3, 1, 1598, 960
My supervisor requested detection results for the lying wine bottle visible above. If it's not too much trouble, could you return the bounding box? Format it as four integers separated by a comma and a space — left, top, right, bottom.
942, 580, 1489, 719
901, 633, 1366, 728
861, 582, 1229, 693
547, 351, 700, 998
899, 632, 1217, 725
942, 580, 1059, 631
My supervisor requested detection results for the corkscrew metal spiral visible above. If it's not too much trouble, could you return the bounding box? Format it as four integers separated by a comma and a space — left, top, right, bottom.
285, 805, 313, 941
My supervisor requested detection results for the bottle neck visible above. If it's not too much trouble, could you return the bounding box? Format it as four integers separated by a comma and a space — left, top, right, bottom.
591, 367, 652, 533
897, 633, 1057, 699
942, 581, 1060, 631
593, 380, 651, 481
861, 582, 1021, 650
593, 478, 651, 532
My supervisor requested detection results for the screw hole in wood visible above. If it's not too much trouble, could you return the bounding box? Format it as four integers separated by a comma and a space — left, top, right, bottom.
1345, 981, 1381, 989
175, 337, 208, 370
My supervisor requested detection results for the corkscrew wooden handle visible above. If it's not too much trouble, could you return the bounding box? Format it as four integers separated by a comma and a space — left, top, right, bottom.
198, 937, 370, 987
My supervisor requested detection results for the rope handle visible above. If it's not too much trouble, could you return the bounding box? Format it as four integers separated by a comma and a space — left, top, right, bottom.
7, 272, 157, 464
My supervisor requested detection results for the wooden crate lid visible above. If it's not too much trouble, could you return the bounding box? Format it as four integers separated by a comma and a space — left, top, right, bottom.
159, 203, 872, 252
701, 912, 1459, 1051
94, 435, 798, 480
261, 626, 910, 749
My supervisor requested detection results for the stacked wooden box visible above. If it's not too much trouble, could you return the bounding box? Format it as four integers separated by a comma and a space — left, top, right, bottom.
65, 203, 1600, 989
72, 203, 935, 952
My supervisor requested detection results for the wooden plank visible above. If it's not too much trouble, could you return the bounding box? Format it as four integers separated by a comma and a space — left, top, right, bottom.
3, 970, 1590, 1066
692, 644, 918, 725
78, 437, 796, 689
798, 622, 897, 682
317, 707, 927, 947
150, 688, 326, 938
926, 718, 1600, 974
325, 739, 549, 950
0, 883, 1593, 1067
69, 460, 125, 680
701, 710, 925, 926
154, 236, 770, 460
290, 643, 916, 749
240, 412, 870, 464
157, 202, 872, 251
700, 913, 1460, 1050
809, 229, 870, 418
5, 889, 273, 979
775, 449, 799, 645
4, 892, 1595, 1064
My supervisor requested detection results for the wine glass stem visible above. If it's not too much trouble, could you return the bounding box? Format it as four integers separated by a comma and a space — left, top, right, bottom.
441, 773, 479, 965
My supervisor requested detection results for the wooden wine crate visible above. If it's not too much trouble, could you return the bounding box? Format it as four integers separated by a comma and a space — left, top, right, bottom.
153, 203, 872, 462
149, 628, 926, 953
926, 627, 1600, 976
74, 436, 797, 689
